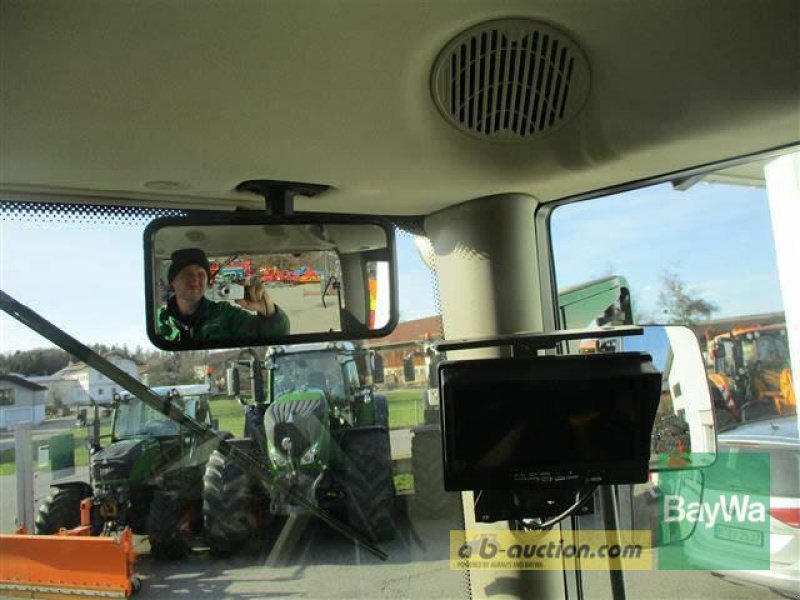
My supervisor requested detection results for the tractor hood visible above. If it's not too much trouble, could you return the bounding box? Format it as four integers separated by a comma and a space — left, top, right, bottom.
91, 437, 161, 485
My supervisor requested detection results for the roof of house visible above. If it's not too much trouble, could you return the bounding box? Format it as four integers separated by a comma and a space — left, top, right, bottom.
26, 375, 65, 384
55, 363, 83, 374
364, 316, 442, 348
0, 374, 48, 391
688, 311, 786, 341
55, 353, 140, 376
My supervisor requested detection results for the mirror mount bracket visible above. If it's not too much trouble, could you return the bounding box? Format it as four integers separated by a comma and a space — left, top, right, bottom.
235, 179, 332, 216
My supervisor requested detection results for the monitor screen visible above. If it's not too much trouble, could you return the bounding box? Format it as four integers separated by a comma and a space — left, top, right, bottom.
440, 353, 661, 490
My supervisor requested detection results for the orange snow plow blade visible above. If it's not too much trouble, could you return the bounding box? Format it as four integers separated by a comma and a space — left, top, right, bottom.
0, 522, 137, 599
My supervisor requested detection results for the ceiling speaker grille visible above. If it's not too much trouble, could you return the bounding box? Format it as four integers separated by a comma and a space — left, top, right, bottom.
431, 19, 590, 140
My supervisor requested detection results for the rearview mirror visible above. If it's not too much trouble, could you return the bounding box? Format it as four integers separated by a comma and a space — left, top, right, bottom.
144, 214, 398, 350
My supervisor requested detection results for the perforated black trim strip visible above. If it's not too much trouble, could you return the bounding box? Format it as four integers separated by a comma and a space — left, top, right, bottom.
0, 201, 185, 224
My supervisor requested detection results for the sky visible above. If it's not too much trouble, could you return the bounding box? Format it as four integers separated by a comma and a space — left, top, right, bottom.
0, 179, 785, 354
550, 181, 784, 322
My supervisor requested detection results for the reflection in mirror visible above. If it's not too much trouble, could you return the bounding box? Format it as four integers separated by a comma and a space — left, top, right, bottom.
161, 249, 344, 333
575, 325, 717, 471
706, 324, 794, 428
144, 219, 396, 350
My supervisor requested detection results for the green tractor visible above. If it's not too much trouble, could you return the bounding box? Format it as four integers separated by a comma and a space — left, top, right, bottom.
35, 385, 222, 559
202, 342, 395, 555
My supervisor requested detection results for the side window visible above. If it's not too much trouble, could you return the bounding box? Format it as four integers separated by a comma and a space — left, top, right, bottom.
550, 157, 795, 600
0, 389, 14, 405
343, 360, 359, 398
719, 339, 735, 374
550, 162, 793, 427
551, 170, 789, 383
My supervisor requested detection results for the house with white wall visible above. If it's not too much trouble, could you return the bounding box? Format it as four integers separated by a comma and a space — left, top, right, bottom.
54, 354, 141, 406
664, 328, 716, 452
0, 374, 46, 429
26, 374, 84, 409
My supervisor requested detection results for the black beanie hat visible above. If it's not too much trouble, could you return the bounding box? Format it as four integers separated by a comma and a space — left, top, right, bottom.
167, 248, 211, 282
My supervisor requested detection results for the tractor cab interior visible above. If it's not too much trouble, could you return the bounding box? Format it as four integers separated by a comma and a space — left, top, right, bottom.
0, 2, 797, 599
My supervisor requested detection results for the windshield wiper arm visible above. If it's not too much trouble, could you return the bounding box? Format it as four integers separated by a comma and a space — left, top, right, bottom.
0, 289, 388, 561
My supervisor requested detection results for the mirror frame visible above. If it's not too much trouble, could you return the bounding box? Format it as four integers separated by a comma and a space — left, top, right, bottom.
143, 211, 399, 350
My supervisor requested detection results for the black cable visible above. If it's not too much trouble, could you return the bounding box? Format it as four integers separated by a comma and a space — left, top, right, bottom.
515, 486, 598, 531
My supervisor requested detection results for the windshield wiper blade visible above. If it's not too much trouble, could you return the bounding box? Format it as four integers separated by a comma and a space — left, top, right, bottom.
0, 289, 388, 561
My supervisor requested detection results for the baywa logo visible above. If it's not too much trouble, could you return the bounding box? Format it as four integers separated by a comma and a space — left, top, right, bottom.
664, 494, 767, 528
655, 450, 771, 571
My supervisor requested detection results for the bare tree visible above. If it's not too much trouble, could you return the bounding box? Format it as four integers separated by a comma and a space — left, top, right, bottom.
657, 270, 718, 325
594, 263, 618, 279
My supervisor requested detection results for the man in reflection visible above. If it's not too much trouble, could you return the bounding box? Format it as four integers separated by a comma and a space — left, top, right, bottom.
157, 248, 290, 345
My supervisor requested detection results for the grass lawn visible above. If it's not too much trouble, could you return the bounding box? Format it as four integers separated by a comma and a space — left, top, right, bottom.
393, 472, 413, 493
210, 387, 425, 434
381, 388, 426, 429
0, 421, 112, 476
0, 388, 426, 475
209, 396, 247, 437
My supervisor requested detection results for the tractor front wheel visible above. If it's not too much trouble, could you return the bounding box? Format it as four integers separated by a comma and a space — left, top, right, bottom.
409, 426, 461, 519
35, 485, 91, 535
202, 450, 260, 556
342, 427, 396, 542
147, 490, 189, 560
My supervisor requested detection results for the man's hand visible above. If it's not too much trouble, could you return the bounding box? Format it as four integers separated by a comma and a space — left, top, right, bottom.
237, 278, 276, 316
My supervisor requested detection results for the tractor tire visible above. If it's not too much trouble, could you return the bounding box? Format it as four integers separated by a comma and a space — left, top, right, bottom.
202, 449, 260, 556
34, 485, 91, 535
409, 427, 461, 520
342, 427, 396, 542
147, 490, 189, 560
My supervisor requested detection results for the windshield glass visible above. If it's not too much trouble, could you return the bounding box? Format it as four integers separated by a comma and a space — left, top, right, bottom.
272, 350, 349, 401
718, 339, 736, 374
0, 206, 456, 599
113, 396, 181, 438
750, 332, 790, 367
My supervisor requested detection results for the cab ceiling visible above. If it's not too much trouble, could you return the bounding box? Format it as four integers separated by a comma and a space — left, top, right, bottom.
1, 1, 798, 215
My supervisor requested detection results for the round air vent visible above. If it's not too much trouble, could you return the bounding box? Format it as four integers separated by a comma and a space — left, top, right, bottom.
431, 19, 590, 141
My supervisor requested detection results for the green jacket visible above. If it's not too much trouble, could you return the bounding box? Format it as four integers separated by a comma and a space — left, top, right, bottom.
157, 297, 290, 345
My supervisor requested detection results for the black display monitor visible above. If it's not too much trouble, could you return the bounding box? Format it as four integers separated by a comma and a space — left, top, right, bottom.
439, 352, 661, 490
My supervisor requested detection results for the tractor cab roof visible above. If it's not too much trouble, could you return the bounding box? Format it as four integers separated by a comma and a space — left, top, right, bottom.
267, 342, 358, 357
714, 323, 788, 343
